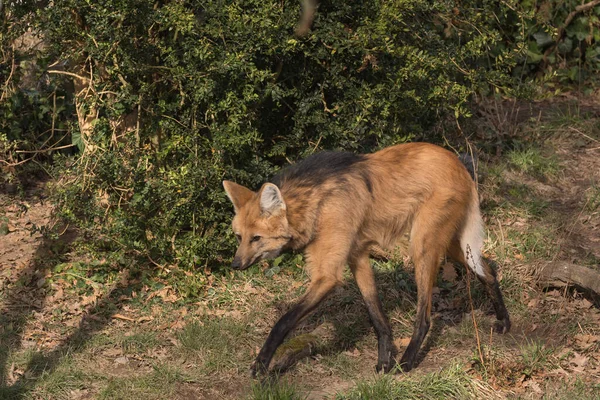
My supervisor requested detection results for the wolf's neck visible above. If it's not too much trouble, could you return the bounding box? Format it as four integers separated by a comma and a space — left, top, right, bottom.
281, 186, 321, 251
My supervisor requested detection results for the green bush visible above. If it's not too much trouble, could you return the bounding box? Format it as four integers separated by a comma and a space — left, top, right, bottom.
521, 0, 600, 88
0, 0, 553, 296
0, 3, 76, 185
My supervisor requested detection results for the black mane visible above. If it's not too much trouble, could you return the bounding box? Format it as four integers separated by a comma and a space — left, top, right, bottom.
271, 151, 368, 189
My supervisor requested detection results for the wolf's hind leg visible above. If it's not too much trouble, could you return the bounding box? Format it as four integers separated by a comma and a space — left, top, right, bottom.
448, 239, 510, 333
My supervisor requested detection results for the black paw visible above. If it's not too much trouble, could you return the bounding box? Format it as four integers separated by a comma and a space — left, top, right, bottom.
250, 360, 268, 378
397, 358, 414, 373
494, 317, 511, 334
375, 359, 397, 374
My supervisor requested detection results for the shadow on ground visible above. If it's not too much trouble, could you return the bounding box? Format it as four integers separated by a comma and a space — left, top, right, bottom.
267, 262, 501, 375
0, 190, 151, 399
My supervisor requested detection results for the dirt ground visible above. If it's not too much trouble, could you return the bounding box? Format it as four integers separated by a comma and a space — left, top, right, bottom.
1, 98, 600, 399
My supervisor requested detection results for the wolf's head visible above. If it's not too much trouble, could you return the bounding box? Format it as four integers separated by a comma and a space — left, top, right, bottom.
222, 181, 292, 270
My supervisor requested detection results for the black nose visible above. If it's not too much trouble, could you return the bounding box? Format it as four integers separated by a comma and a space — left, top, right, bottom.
232, 257, 243, 270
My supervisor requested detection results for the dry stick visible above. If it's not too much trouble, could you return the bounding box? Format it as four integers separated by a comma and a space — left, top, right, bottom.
464, 137, 478, 186
496, 217, 506, 261
15, 143, 76, 154
51, 90, 57, 141
542, 0, 600, 64
47, 69, 88, 81
465, 245, 485, 369
310, 135, 322, 154
466, 267, 486, 368
569, 126, 600, 144
0, 157, 31, 167
113, 314, 136, 322
1, 43, 16, 101
5, 131, 73, 166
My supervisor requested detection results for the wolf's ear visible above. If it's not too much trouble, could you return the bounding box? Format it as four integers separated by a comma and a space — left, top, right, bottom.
223, 181, 254, 212
259, 183, 286, 215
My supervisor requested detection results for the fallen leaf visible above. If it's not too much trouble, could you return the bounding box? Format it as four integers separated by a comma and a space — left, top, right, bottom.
573, 334, 600, 350
342, 348, 361, 357
145, 286, 179, 303
525, 380, 543, 394
170, 319, 185, 330
527, 298, 539, 308
80, 293, 97, 306
570, 352, 589, 370
114, 356, 129, 365
48, 287, 64, 302
119, 270, 130, 286
243, 282, 259, 294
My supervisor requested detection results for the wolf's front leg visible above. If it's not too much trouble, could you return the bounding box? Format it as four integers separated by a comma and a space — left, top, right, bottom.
251, 276, 338, 377
349, 251, 396, 373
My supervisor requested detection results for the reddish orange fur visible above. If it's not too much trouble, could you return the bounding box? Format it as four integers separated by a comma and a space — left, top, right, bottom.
223, 142, 510, 375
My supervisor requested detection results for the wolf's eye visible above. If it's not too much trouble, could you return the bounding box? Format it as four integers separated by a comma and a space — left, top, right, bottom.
250, 235, 261, 243
235, 234, 241, 243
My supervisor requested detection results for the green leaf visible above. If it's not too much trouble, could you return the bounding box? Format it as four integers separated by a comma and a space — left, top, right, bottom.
533, 31, 553, 49
557, 37, 573, 55
71, 130, 84, 152
265, 266, 281, 278
566, 17, 589, 41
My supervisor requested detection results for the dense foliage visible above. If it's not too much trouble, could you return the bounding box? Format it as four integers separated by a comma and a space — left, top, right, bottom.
523, 0, 600, 87
1, 0, 599, 295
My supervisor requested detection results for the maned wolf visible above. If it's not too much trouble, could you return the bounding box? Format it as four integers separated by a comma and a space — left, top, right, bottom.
223, 142, 510, 376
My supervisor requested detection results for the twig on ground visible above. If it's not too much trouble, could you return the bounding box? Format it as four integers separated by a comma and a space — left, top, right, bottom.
466, 265, 485, 369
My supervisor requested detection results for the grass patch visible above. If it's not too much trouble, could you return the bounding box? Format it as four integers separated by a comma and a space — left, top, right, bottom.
541, 378, 600, 400
318, 352, 362, 378
250, 378, 306, 400
507, 147, 559, 178
471, 340, 554, 387
27, 366, 90, 400
0, 354, 92, 400
504, 225, 559, 261
336, 364, 497, 399
99, 364, 189, 400
178, 316, 252, 373
584, 183, 600, 212
519, 340, 554, 377
121, 331, 159, 355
